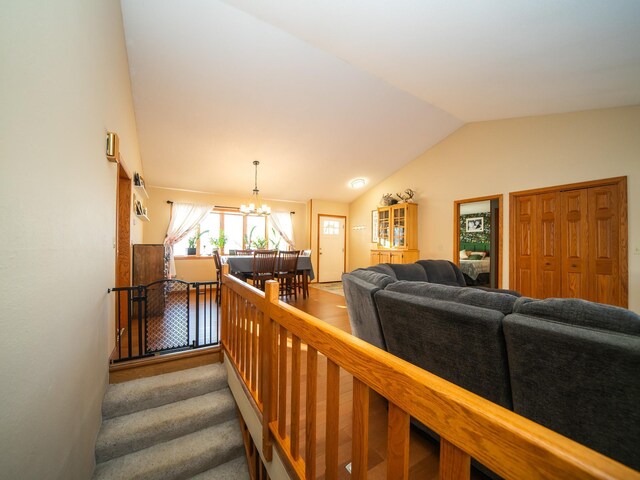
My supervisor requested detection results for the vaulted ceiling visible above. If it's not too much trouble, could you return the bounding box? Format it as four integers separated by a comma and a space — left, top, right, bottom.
121, 0, 640, 202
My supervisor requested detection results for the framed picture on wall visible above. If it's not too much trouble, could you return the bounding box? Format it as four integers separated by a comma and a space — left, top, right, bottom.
466, 217, 484, 233
371, 210, 379, 242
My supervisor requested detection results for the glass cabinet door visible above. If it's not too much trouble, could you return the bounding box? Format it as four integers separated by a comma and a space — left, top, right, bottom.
392, 205, 406, 248
378, 208, 390, 248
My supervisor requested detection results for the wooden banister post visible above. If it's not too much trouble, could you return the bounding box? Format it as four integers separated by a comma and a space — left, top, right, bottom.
262, 280, 279, 461
220, 264, 230, 353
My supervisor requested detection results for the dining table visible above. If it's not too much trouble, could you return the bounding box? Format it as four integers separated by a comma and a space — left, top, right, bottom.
221, 254, 315, 298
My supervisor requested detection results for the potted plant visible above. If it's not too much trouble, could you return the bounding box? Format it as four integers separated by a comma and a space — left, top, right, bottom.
186, 229, 209, 255
251, 237, 268, 250
209, 230, 228, 254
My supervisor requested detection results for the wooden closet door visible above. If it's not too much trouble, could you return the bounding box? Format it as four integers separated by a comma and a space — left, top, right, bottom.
587, 184, 620, 305
560, 189, 589, 300
536, 192, 561, 298
513, 195, 537, 297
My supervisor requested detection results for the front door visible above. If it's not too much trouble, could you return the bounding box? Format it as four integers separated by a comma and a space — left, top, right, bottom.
318, 215, 346, 282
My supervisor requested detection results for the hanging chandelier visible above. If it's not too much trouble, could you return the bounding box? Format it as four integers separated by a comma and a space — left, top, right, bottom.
240, 160, 271, 216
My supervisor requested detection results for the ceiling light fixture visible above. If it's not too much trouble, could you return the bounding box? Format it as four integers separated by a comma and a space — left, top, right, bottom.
240, 161, 271, 216
350, 178, 366, 189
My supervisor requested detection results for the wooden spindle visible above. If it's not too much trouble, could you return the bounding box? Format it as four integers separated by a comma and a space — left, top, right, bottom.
290, 335, 301, 460
253, 310, 260, 400
278, 325, 288, 439
387, 402, 410, 480
325, 359, 340, 480
305, 346, 318, 480
352, 377, 369, 480
440, 438, 471, 480
262, 281, 279, 462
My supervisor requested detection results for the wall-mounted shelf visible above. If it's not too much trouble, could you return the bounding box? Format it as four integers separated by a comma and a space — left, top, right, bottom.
133, 193, 150, 222
133, 172, 148, 198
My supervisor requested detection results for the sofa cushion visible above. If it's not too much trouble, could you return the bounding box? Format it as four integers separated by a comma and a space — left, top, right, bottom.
383, 263, 428, 282
367, 263, 397, 278
349, 268, 396, 288
342, 273, 387, 350
416, 260, 466, 287
386, 281, 518, 315
514, 297, 640, 334
503, 312, 640, 470
375, 290, 512, 409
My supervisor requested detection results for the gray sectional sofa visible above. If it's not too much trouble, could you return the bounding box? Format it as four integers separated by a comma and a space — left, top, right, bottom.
342, 262, 640, 471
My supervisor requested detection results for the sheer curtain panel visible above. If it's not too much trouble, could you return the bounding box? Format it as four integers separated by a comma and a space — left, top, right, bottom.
164, 202, 214, 277
270, 211, 295, 249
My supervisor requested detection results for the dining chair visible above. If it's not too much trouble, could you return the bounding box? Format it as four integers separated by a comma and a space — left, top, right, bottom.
297, 250, 311, 297
213, 250, 222, 305
250, 250, 277, 291
276, 250, 300, 299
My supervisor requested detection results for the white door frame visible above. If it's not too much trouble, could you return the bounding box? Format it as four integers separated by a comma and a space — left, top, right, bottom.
317, 214, 347, 283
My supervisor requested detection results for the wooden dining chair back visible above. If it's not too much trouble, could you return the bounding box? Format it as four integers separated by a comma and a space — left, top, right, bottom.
250, 250, 277, 290
213, 250, 222, 304
297, 250, 312, 297
277, 250, 300, 298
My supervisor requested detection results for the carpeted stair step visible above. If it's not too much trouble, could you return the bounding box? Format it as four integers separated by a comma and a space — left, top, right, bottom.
92, 418, 244, 480
188, 455, 249, 480
102, 364, 227, 419
95, 388, 236, 463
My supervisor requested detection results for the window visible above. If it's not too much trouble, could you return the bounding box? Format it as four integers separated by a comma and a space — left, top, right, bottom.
176, 209, 275, 256
323, 220, 340, 235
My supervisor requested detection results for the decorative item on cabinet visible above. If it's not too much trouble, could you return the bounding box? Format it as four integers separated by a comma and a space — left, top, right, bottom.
396, 188, 416, 203
380, 193, 398, 206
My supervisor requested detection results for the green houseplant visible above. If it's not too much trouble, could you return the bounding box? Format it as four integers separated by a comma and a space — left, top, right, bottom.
186, 229, 209, 255
209, 230, 228, 254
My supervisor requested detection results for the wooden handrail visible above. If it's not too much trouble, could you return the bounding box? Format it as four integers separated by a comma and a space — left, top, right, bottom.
220, 267, 639, 480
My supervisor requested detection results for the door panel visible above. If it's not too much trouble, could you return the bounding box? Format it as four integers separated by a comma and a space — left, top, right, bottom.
561, 189, 589, 300
514, 195, 536, 297
588, 185, 619, 305
536, 192, 561, 298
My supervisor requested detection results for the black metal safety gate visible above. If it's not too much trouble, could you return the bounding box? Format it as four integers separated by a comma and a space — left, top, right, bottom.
108, 280, 219, 363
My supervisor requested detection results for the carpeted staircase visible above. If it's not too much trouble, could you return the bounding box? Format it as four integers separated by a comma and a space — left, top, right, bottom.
92, 363, 249, 480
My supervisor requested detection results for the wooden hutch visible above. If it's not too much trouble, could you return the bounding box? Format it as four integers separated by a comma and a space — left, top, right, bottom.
370, 202, 419, 265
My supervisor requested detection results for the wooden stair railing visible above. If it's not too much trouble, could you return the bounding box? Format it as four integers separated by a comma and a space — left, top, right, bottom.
220, 265, 639, 480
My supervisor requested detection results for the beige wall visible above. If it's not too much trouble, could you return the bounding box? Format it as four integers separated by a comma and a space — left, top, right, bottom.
144, 187, 308, 282
309, 200, 350, 282
0, 0, 144, 478
349, 106, 640, 312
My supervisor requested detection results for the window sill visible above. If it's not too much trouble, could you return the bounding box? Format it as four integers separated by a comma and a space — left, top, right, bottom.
174, 255, 214, 260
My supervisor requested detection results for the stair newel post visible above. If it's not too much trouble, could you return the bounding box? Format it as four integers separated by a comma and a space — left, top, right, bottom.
220, 264, 230, 357
262, 280, 279, 461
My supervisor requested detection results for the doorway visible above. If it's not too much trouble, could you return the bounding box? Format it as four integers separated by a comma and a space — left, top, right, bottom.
453, 194, 503, 289
317, 215, 346, 283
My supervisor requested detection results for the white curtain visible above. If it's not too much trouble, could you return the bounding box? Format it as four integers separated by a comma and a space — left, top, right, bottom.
164, 202, 214, 277
270, 211, 295, 249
